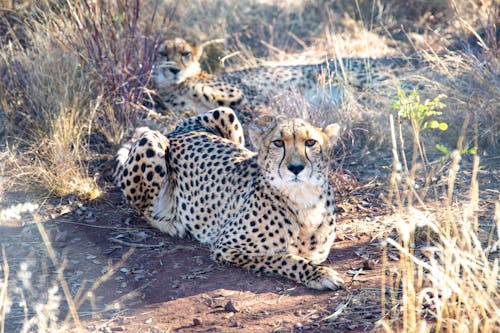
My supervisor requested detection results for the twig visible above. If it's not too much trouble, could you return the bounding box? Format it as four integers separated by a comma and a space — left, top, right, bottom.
58, 221, 154, 234
35, 221, 82, 329
1, 246, 9, 333
321, 294, 353, 321
219, 51, 240, 67
110, 238, 165, 248
66, 248, 135, 323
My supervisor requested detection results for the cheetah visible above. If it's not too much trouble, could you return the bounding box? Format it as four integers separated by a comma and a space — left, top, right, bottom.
151, 38, 269, 123
152, 37, 416, 120
114, 107, 344, 290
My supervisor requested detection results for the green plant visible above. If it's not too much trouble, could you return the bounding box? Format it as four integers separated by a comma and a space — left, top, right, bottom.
392, 89, 447, 129
392, 87, 448, 155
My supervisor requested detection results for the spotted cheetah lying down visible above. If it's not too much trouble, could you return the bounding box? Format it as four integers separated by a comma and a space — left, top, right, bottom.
152, 37, 415, 120
114, 108, 344, 290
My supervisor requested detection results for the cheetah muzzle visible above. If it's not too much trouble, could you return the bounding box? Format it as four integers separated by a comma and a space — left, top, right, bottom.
114, 107, 344, 290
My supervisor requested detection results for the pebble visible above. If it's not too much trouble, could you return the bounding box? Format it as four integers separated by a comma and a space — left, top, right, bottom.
362, 258, 377, 270
223, 312, 234, 319
224, 300, 239, 313
294, 322, 303, 330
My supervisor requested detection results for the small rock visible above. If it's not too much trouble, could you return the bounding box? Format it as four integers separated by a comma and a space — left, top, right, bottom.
294, 322, 303, 330
134, 231, 149, 240
55, 230, 68, 242
144, 318, 152, 324
363, 312, 376, 319
362, 258, 377, 270
223, 312, 234, 319
193, 318, 202, 326
134, 274, 145, 282
224, 300, 239, 313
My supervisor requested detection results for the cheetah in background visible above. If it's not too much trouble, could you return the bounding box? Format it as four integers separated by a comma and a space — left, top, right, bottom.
151, 37, 417, 121
114, 107, 344, 290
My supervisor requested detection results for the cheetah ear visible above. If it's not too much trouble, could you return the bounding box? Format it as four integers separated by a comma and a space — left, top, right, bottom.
323, 123, 341, 147
248, 115, 278, 148
199, 38, 225, 55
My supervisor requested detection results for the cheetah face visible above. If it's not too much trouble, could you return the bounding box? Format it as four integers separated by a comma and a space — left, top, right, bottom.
250, 116, 340, 206
152, 38, 202, 86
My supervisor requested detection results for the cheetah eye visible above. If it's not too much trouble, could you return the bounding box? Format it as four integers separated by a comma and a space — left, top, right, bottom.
304, 139, 317, 147
272, 140, 285, 148
181, 51, 192, 58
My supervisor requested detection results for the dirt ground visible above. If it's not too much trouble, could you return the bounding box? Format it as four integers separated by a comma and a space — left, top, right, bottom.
2, 150, 497, 333
0, 1, 497, 332
1, 150, 404, 333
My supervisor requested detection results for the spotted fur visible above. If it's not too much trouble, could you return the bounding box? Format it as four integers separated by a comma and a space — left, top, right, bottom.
114, 107, 344, 290
152, 38, 416, 121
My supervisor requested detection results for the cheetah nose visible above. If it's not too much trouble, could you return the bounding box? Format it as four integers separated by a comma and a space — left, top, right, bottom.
168, 67, 180, 75
288, 163, 305, 175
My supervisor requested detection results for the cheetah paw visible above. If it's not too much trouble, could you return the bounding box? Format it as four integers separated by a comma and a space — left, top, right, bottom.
306, 266, 344, 290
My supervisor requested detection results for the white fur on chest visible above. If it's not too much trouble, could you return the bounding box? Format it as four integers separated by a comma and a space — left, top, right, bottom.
275, 180, 326, 226
281, 182, 337, 264
297, 200, 327, 229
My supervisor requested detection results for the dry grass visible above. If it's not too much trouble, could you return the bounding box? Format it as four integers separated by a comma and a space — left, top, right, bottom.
0, 36, 100, 198
1, 0, 167, 199
0, 0, 498, 331
379, 105, 499, 331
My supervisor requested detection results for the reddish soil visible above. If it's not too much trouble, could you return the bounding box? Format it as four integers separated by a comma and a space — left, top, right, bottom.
0, 152, 392, 333
2, 153, 496, 332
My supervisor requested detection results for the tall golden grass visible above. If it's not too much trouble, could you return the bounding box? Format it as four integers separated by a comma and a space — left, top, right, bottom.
380, 106, 499, 332
0, 0, 498, 331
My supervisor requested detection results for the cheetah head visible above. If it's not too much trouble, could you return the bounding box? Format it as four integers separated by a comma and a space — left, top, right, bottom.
152, 38, 203, 86
249, 116, 340, 207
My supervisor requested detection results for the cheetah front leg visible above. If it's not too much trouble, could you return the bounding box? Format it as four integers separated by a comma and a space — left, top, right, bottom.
211, 248, 344, 290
